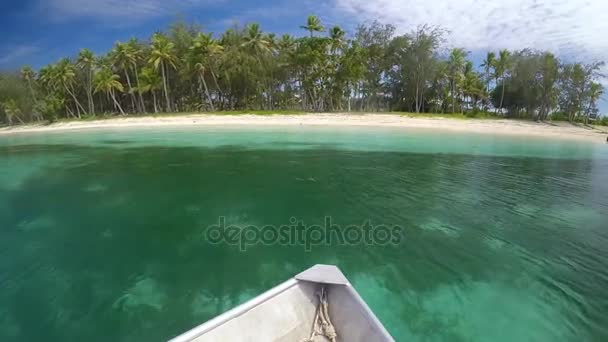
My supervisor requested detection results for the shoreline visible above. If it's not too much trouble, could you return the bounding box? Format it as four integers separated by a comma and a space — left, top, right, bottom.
1, 113, 607, 144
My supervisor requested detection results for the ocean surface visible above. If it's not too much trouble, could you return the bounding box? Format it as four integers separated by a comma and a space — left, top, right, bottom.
1, 126, 607, 341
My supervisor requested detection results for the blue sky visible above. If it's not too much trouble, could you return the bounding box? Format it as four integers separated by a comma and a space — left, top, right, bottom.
1, 0, 607, 111
0, 0, 333, 69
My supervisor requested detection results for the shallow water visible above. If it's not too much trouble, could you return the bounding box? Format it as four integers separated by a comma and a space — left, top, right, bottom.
1, 127, 607, 341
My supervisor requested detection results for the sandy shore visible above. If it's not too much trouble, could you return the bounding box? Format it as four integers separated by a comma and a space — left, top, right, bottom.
1, 113, 607, 143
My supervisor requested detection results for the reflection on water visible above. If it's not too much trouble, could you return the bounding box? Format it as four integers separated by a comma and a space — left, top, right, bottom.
0, 128, 607, 341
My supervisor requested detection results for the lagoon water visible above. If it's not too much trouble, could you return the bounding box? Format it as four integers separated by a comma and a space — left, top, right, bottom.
1, 126, 607, 341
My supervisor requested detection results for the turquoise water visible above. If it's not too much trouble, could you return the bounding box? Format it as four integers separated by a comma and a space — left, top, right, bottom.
1, 127, 607, 341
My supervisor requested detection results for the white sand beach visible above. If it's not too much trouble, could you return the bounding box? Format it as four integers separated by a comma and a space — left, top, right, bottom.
1, 113, 607, 144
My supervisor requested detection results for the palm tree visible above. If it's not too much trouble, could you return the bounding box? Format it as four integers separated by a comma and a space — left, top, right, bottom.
189, 33, 217, 110
586, 82, 603, 124
20, 66, 44, 121
278, 34, 296, 52
139, 66, 162, 113
206, 37, 224, 97
329, 26, 346, 54
149, 33, 177, 112
241, 23, 271, 56
38, 65, 56, 91
20, 66, 37, 103
127, 38, 146, 112
1, 99, 24, 125
94, 68, 125, 115
110, 42, 138, 112
480, 51, 495, 93
538, 52, 559, 121
56, 58, 87, 118
494, 49, 511, 112
77, 49, 96, 114
241, 24, 273, 108
38, 65, 67, 118
461, 61, 485, 110
301, 15, 324, 37
448, 48, 467, 113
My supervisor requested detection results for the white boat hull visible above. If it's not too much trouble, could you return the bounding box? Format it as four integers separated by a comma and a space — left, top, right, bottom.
169, 265, 394, 342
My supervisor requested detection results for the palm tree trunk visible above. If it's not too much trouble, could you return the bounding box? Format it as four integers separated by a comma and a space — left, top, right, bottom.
124, 70, 136, 113
160, 61, 171, 112
27, 80, 37, 103
483, 70, 490, 111
199, 73, 214, 111
88, 69, 95, 114
494, 77, 500, 114
451, 80, 456, 113
71, 84, 86, 115
461, 92, 465, 114
499, 76, 506, 113
211, 69, 222, 96
65, 84, 86, 118
585, 101, 593, 125
110, 90, 125, 115
151, 91, 157, 113
15, 113, 25, 124
133, 64, 145, 113
347, 83, 351, 112
485, 70, 490, 93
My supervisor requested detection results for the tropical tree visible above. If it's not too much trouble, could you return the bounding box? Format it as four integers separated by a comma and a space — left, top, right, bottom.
537, 52, 559, 121
494, 49, 511, 112
56, 58, 87, 118
38, 65, 56, 91
241, 23, 273, 108
188, 33, 218, 110
242, 24, 272, 57
461, 61, 485, 110
77, 49, 96, 115
138, 66, 162, 113
149, 33, 177, 112
20, 66, 37, 103
0, 99, 24, 125
301, 15, 324, 37
126, 38, 146, 112
4, 15, 606, 123
19, 66, 45, 121
94, 68, 125, 115
586, 82, 604, 123
329, 26, 346, 54
354, 21, 395, 111
480, 52, 496, 93
110, 42, 139, 112
448, 48, 467, 113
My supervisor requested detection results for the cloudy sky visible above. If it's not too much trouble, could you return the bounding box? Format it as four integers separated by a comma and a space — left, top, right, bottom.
1, 0, 607, 108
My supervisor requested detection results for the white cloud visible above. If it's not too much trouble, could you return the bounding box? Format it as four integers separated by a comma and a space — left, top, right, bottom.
334, 0, 608, 61
42, 0, 217, 21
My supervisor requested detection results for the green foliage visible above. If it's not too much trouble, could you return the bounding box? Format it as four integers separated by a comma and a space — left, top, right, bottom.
1, 15, 605, 126
548, 111, 569, 121
301, 15, 325, 37
35, 94, 65, 122
207, 110, 304, 115
0, 99, 22, 125
0, 72, 32, 124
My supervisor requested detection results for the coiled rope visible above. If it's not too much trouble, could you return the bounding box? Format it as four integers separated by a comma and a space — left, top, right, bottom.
302, 286, 337, 342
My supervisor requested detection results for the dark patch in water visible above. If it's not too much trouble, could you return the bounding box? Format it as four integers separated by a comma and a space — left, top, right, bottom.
100, 140, 131, 145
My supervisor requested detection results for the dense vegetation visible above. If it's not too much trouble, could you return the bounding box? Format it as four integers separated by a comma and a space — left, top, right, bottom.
0, 16, 606, 125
